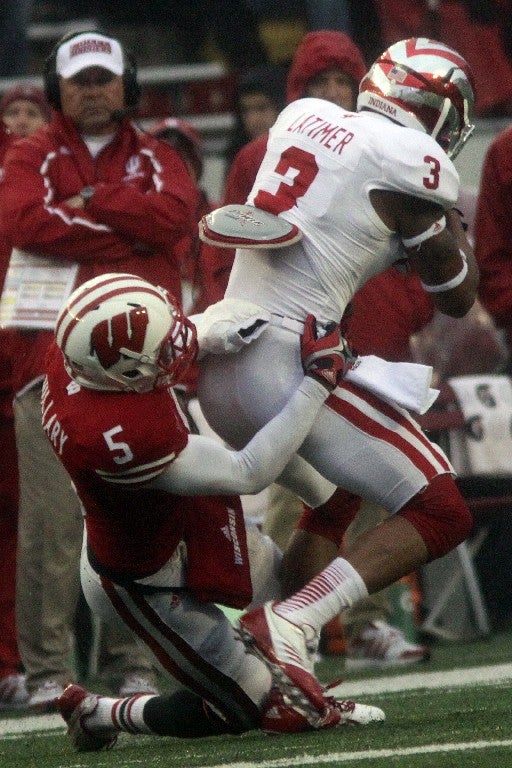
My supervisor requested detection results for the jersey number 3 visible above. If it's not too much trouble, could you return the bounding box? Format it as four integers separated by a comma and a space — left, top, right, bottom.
253, 146, 441, 202
423, 155, 440, 190
253, 146, 319, 214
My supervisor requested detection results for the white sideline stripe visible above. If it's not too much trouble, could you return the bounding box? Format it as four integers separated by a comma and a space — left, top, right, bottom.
0, 713, 63, 735
1, 661, 512, 739
327, 661, 512, 697
203, 740, 512, 768
193, 740, 512, 768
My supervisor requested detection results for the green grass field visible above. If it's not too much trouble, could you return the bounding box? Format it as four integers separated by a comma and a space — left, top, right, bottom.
2, 628, 512, 768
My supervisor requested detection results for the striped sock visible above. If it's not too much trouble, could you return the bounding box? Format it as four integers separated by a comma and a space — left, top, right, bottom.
91, 694, 157, 735
273, 557, 368, 631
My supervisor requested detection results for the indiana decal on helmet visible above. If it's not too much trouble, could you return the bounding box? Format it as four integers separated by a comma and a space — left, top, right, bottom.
357, 37, 475, 158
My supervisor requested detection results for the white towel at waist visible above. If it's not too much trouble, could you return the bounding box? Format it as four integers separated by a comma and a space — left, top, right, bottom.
346, 356, 439, 415
448, 374, 512, 476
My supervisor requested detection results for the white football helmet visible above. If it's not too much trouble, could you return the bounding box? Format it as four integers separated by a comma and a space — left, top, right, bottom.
357, 38, 475, 158
55, 273, 197, 393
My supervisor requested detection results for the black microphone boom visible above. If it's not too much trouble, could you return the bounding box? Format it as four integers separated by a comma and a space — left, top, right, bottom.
110, 106, 137, 121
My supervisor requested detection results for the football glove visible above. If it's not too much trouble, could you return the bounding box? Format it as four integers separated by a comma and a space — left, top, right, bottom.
301, 314, 355, 391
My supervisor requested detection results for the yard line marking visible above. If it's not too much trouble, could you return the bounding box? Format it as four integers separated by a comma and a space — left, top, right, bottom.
0, 713, 63, 736
192, 740, 512, 768
327, 661, 512, 698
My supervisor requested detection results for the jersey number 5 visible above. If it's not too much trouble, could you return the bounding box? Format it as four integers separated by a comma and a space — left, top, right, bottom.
253, 146, 319, 214
103, 425, 133, 464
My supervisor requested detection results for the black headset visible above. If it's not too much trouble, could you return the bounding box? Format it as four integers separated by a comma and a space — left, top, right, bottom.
43, 30, 141, 111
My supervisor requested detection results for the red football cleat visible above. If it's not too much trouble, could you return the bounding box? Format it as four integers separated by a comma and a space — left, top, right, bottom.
58, 684, 117, 752
238, 602, 327, 726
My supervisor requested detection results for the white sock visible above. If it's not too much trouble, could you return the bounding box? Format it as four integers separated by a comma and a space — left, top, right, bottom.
89, 694, 157, 735
273, 557, 368, 631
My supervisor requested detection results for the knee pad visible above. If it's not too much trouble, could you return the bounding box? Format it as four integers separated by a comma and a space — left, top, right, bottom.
399, 473, 473, 561
296, 487, 361, 547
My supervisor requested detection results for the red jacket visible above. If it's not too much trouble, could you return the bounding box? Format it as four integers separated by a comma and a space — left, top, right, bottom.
0, 112, 198, 391
475, 124, 512, 352
0, 124, 18, 414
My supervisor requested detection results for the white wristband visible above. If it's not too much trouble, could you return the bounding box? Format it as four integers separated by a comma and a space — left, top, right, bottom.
420, 251, 468, 293
402, 216, 446, 250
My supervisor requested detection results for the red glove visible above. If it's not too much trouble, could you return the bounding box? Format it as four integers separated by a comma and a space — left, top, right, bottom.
301, 314, 355, 391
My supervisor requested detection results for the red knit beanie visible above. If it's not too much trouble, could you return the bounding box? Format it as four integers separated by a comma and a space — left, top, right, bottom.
0, 84, 52, 122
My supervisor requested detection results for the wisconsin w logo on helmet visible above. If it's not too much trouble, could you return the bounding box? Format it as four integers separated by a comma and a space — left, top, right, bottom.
55, 273, 197, 393
90, 306, 149, 369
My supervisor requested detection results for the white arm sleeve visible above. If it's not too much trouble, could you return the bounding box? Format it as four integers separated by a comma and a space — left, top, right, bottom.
147, 376, 327, 496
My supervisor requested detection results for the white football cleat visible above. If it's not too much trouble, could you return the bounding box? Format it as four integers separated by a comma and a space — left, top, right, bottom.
331, 697, 385, 725
261, 687, 385, 733
28, 680, 66, 712
0, 673, 29, 710
345, 620, 430, 669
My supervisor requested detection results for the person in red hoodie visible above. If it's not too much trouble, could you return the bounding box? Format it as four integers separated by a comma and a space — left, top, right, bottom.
197, 29, 434, 667
0, 85, 52, 710
0, 30, 198, 712
474, 124, 512, 371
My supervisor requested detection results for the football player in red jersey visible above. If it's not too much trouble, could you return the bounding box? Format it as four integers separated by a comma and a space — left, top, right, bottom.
44, 273, 384, 751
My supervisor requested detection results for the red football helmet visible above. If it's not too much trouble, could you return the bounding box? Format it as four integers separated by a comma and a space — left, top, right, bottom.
55, 273, 197, 393
357, 38, 475, 158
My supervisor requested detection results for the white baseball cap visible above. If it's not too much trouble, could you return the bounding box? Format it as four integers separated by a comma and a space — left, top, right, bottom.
56, 33, 124, 79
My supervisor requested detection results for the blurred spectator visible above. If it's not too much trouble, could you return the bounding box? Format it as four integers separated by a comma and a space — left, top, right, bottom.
0, 0, 34, 76
0, 29, 198, 712
372, 1, 512, 116
0, 84, 52, 710
0, 84, 52, 135
474, 123, 512, 370
225, 64, 287, 168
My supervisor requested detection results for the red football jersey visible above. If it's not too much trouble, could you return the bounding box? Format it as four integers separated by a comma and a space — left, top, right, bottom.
43, 341, 190, 576
43, 342, 253, 607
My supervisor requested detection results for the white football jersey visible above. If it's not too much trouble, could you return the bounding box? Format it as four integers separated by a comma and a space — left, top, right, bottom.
225, 97, 460, 322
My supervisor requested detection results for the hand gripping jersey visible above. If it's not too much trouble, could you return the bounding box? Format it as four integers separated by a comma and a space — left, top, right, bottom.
43, 342, 253, 607
225, 97, 459, 323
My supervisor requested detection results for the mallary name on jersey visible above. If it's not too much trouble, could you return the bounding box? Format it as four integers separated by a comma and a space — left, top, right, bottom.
41, 377, 69, 456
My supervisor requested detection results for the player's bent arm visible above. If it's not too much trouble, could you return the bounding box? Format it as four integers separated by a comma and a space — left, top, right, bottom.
404, 207, 479, 318
147, 376, 329, 496
372, 190, 478, 318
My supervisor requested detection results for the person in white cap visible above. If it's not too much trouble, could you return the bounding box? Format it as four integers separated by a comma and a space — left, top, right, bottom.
0, 30, 199, 712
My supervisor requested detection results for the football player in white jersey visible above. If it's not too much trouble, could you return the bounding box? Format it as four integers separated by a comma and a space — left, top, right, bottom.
197, 38, 479, 721
43, 273, 384, 751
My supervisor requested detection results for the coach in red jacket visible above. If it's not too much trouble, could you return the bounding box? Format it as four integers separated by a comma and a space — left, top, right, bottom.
0, 30, 198, 711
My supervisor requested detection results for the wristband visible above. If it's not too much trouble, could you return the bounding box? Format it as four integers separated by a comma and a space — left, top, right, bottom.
402, 216, 446, 250
420, 250, 468, 293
